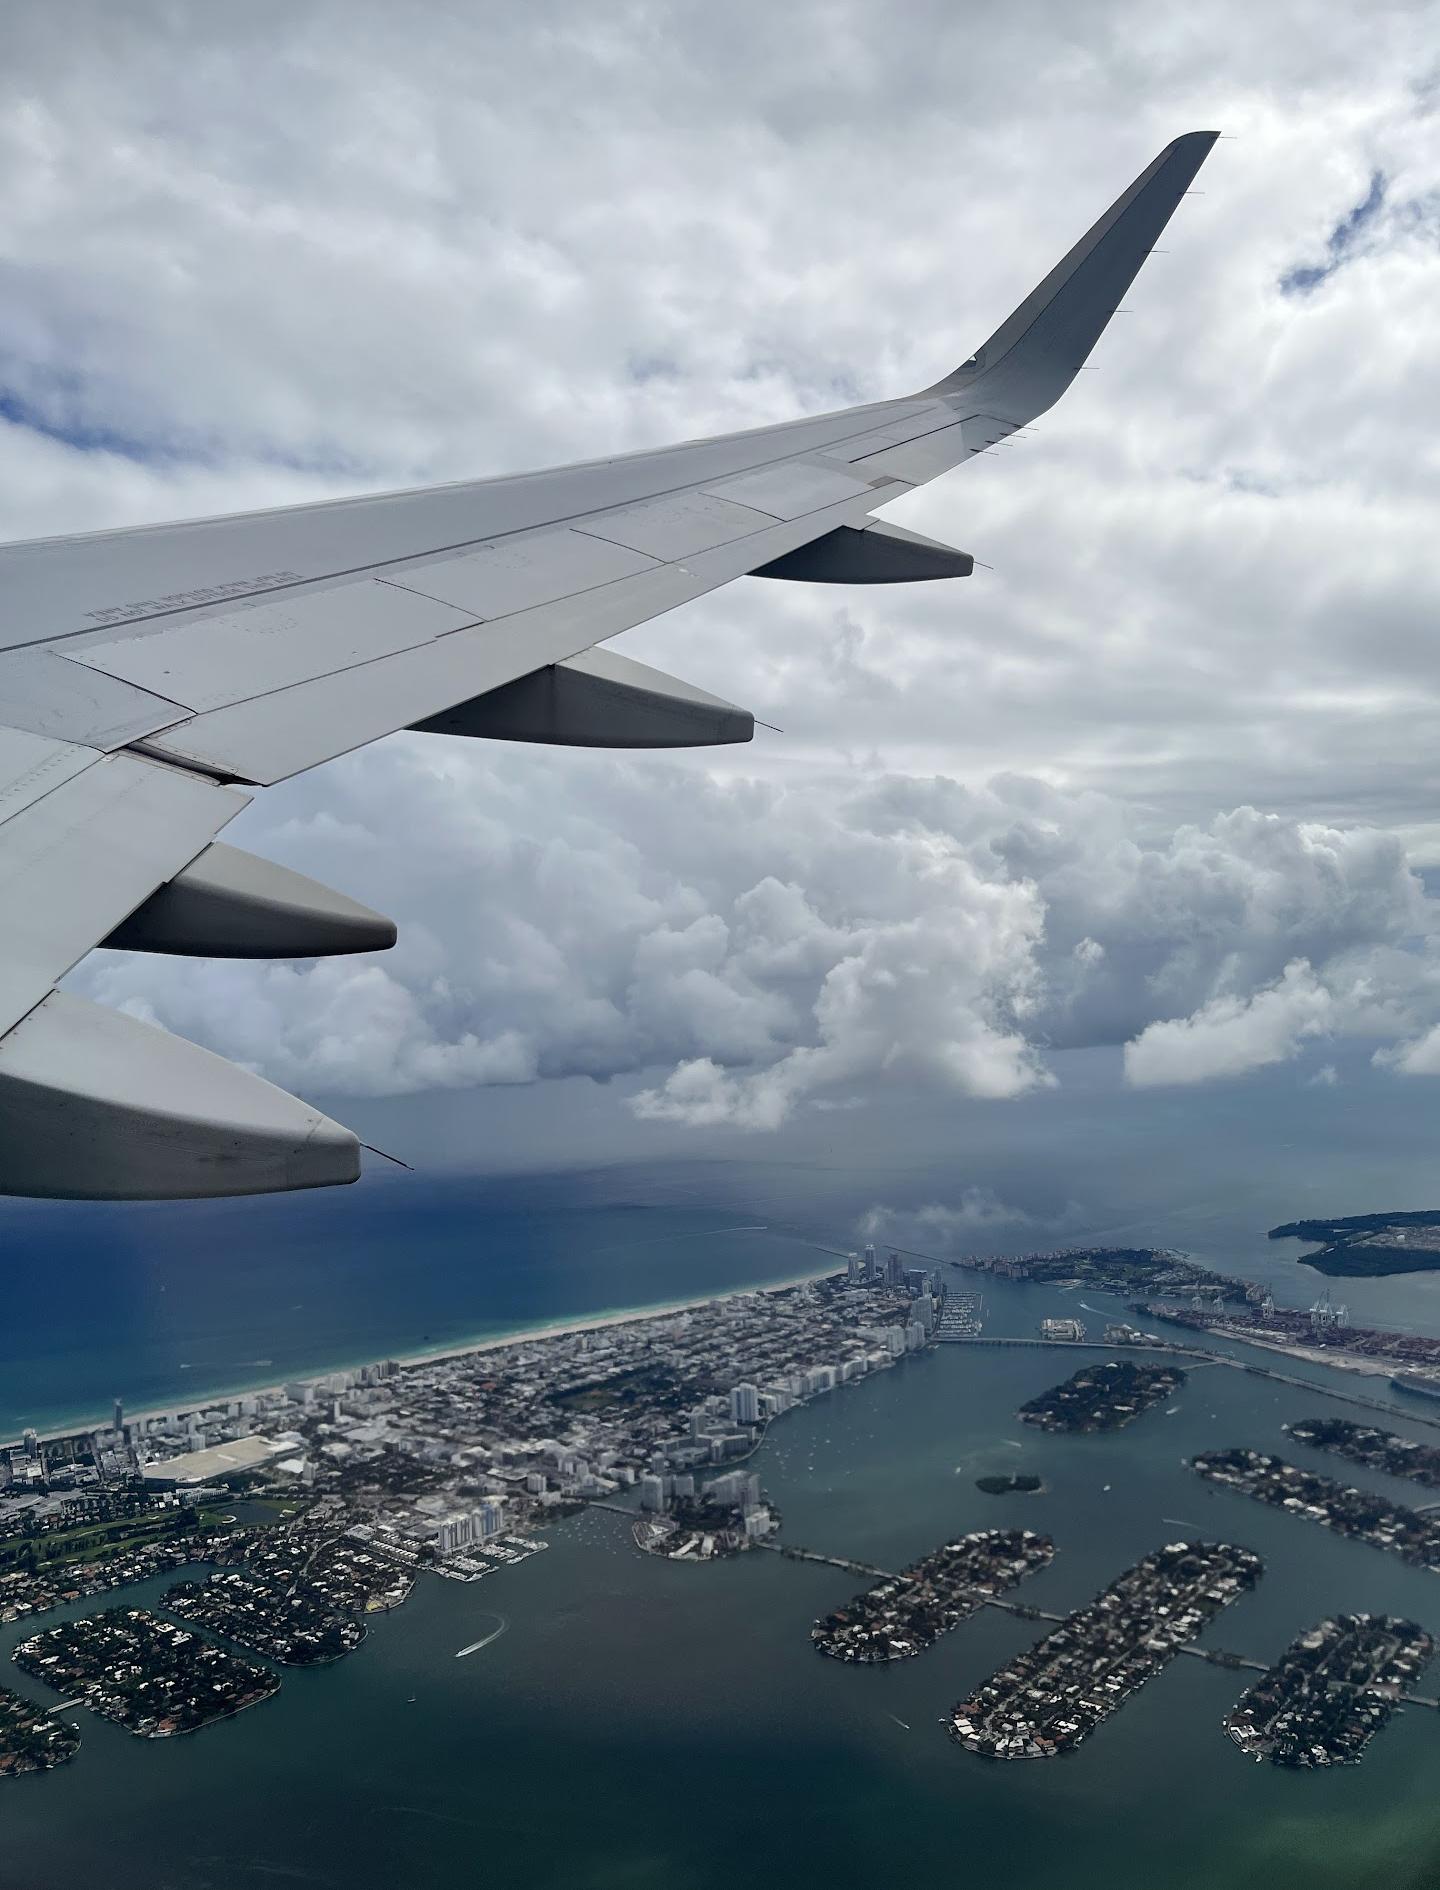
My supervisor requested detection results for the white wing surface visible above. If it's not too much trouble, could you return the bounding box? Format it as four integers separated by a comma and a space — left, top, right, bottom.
0, 131, 1217, 1199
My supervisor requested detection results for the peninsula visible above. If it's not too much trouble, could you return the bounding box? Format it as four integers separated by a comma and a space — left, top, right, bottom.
1269, 1211, 1440, 1277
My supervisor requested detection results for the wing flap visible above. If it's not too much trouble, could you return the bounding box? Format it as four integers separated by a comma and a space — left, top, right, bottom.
68, 577, 478, 714
0, 751, 248, 1034
0, 726, 102, 829
0, 647, 190, 749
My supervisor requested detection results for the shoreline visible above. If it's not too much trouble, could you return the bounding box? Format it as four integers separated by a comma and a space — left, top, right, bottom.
1192, 1326, 1404, 1379
10, 1262, 842, 1448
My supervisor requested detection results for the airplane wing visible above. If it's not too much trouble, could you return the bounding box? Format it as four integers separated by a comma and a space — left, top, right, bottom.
0, 131, 1217, 1201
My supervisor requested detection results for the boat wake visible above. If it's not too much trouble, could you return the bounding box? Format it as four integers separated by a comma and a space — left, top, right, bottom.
455, 1616, 509, 1658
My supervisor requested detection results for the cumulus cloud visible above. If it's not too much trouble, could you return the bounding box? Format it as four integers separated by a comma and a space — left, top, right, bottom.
71, 753, 1440, 1125
1123, 959, 1334, 1087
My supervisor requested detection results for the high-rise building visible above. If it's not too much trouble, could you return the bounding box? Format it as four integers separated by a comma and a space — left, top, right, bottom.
729, 1383, 760, 1425
886, 1250, 905, 1289
864, 1243, 879, 1281
639, 1474, 667, 1512
22, 1428, 38, 1462
912, 1293, 935, 1334
904, 1321, 926, 1351
112, 1398, 124, 1435
846, 1251, 862, 1284
479, 1498, 505, 1541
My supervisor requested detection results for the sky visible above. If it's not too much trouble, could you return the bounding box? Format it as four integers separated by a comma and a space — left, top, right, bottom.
6, 0, 1440, 1176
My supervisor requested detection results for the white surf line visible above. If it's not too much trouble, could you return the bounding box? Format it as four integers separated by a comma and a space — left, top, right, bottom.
455, 1618, 509, 1659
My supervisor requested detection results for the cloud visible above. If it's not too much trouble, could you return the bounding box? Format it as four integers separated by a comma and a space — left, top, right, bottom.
13, 2, 1440, 1145
1123, 959, 1333, 1087
857, 1192, 1042, 1250
74, 757, 1440, 1125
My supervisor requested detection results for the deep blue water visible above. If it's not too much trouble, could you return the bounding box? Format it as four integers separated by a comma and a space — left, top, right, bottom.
0, 1170, 841, 1435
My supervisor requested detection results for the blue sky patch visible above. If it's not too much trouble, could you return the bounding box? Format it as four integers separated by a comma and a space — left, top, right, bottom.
1280, 167, 1387, 296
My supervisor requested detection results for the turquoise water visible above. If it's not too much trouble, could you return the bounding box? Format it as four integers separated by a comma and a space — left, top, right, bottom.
4, 1279, 1440, 1888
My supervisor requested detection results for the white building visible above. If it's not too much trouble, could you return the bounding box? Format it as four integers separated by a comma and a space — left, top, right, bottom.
729, 1383, 760, 1425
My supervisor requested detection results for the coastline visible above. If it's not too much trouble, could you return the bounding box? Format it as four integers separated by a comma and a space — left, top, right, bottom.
1193, 1326, 1400, 1378
15, 1261, 842, 1447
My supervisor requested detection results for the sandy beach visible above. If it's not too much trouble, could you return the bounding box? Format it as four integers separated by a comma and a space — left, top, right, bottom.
22, 1260, 843, 1445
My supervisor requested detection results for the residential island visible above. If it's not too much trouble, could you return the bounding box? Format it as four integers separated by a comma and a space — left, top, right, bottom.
0, 1687, 80, 1775
1287, 1416, 1440, 1492
15, 1608, 278, 1738
811, 1528, 1054, 1662
1019, 1359, 1187, 1434
976, 1474, 1043, 1496
1224, 1613, 1434, 1767
1269, 1211, 1440, 1277
1193, 1449, 1440, 1569
164, 1567, 368, 1665
948, 1541, 1262, 1760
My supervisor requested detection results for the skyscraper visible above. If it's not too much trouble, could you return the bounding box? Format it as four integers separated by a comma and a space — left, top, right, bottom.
729, 1383, 760, 1425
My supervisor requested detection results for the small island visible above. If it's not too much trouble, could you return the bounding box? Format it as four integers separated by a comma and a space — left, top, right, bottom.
949, 1540, 1261, 1760
1224, 1614, 1433, 1767
976, 1474, 1043, 1496
1019, 1359, 1186, 1434
1287, 1417, 1440, 1491
14, 1607, 279, 1738
164, 1568, 367, 1666
1269, 1211, 1440, 1277
0, 1687, 80, 1777
812, 1528, 1053, 1663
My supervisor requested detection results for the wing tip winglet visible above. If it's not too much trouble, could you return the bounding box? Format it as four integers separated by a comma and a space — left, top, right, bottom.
924, 129, 1220, 411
